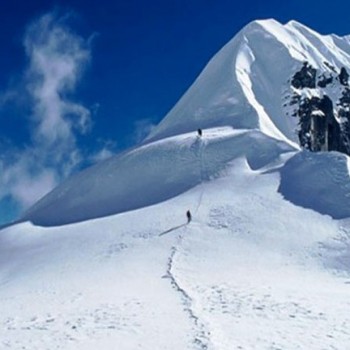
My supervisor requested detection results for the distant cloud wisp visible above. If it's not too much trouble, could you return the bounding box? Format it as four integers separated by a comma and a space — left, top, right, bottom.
133, 118, 157, 144
0, 11, 95, 220
24, 12, 92, 164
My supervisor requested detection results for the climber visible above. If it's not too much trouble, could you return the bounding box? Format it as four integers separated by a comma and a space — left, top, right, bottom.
186, 210, 192, 223
197, 128, 202, 137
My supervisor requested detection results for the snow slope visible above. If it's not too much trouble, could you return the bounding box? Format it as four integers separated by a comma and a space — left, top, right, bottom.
1, 151, 350, 349
2, 19, 350, 349
23, 128, 293, 226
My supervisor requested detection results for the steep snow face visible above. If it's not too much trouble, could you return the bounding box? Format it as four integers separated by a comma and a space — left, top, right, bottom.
146, 19, 350, 146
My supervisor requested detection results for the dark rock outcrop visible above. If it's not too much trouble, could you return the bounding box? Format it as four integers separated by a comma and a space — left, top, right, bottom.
339, 67, 349, 86
288, 63, 350, 156
291, 62, 317, 89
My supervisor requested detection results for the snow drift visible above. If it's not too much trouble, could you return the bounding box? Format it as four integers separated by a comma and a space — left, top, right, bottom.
279, 151, 350, 219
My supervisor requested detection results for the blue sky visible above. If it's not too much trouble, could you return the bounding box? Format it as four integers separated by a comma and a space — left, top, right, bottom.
1, 0, 350, 224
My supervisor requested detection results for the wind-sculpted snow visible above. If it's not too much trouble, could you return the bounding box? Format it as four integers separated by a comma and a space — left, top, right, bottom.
22, 127, 293, 226
146, 19, 350, 147
279, 151, 350, 219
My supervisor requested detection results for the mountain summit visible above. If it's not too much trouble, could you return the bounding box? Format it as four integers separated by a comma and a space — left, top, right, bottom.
22, 18, 350, 226
147, 19, 350, 145
1, 20, 350, 349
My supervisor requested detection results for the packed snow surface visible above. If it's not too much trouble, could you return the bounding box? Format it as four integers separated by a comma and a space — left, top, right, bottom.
2, 19, 350, 349
2, 150, 350, 349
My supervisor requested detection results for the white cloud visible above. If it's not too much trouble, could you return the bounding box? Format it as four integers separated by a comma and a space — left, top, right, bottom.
11, 169, 57, 208
88, 139, 118, 164
0, 153, 57, 210
133, 118, 157, 143
90, 147, 113, 163
25, 12, 92, 152
0, 11, 94, 216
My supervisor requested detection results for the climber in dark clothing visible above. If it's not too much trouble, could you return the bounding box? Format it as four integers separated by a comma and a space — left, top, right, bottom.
197, 128, 202, 137
186, 210, 192, 223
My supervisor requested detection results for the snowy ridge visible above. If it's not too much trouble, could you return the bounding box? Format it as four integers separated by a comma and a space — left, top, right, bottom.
22, 127, 293, 226
2, 19, 350, 349
147, 19, 350, 145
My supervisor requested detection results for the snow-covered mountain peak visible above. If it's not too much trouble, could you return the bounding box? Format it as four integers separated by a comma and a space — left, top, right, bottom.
16, 18, 350, 227
3, 20, 350, 349
146, 19, 350, 146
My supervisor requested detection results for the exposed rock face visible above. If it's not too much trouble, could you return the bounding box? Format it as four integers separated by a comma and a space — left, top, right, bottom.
339, 67, 349, 86
288, 62, 350, 155
291, 62, 317, 89
338, 88, 350, 153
